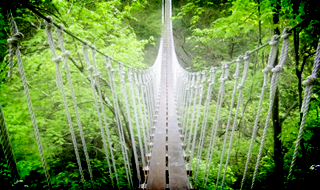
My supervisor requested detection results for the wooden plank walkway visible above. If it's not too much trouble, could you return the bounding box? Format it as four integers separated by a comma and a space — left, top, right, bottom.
146, 44, 168, 189
146, 0, 189, 189
167, 43, 189, 190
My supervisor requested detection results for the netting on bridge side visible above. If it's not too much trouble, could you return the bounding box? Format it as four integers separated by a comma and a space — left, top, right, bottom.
172, 19, 320, 190
3, 12, 163, 189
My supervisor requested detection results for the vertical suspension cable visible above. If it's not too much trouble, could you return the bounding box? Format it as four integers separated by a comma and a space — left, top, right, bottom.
106, 60, 133, 188
82, 44, 114, 186
118, 64, 141, 184
194, 68, 217, 183
179, 73, 186, 117
181, 74, 191, 134
56, 25, 93, 183
133, 71, 149, 155
128, 69, 146, 171
7, 12, 18, 78
189, 71, 206, 172
147, 71, 155, 120
287, 39, 320, 182
240, 35, 279, 190
221, 52, 251, 189
183, 74, 195, 141
186, 73, 201, 155
138, 72, 151, 144
7, 14, 51, 188
143, 72, 153, 128
251, 29, 290, 189
141, 72, 150, 129
175, 72, 182, 111
176, 72, 184, 112
215, 56, 242, 189
45, 17, 85, 183
203, 64, 229, 188
181, 74, 190, 122
91, 50, 119, 187
147, 70, 156, 146
146, 72, 154, 129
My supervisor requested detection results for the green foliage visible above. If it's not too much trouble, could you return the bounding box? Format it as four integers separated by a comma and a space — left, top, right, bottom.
190, 157, 236, 189
0, 160, 12, 181
173, 0, 320, 189
1, 0, 161, 188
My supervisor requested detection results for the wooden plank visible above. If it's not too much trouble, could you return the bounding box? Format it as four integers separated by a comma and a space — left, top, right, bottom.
147, 1, 189, 189
146, 102, 167, 189
167, 37, 189, 190
168, 107, 189, 190
146, 48, 167, 190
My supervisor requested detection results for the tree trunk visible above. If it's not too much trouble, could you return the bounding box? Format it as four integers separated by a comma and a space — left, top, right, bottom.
230, 38, 235, 58
257, 0, 262, 47
131, 148, 139, 188
256, 0, 262, 72
272, 0, 284, 189
294, 29, 304, 124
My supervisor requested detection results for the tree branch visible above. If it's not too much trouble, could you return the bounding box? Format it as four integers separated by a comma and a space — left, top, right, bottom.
280, 101, 298, 124
68, 54, 132, 150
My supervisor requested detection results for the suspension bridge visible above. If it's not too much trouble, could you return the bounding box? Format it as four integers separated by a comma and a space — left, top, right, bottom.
1, 0, 320, 189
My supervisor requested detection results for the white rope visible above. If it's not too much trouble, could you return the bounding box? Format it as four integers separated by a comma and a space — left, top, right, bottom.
133, 71, 149, 154
178, 73, 187, 112
56, 25, 93, 183
189, 71, 206, 171
287, 39, 320, 182
178, 73, 186, 113
118, 64, 141, 184
140, 71, 152, 129
146, 72, 155, 120
138, 72, 151, 145
194, 68, 217, 182
148, 71, 156, 123
7, 15, 51, 186
240, 35, 279, 190
91, 50, 120, 187
106, 60, 133, 188
183, 74, 195, 140
177, 73, 184, 114
45, 17, 85, 183
143, 73, 153, 129
215, 56, 242, 189
251, 29, 290, 189
203, 64, 229, 188
186, 73, 201, 154
221, 52, 251, 188
182, 74, 191, 122
128, 69, 146, 170
181, 74, 190, 135
82, 44, 115, 186
175, 71, 181, 108
141, 72, 151, 128
7, 13, 19, 78
16, 36, 53, 185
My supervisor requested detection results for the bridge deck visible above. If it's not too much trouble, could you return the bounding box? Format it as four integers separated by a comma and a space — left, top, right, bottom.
168, 64, 189, 190
146, 0, 189, 189
146, 53, 167, 189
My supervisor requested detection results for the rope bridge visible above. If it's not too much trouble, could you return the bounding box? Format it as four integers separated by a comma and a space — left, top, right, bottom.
1, 0, 320, 189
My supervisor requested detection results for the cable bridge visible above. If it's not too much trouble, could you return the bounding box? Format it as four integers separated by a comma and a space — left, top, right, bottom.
145, 0, 189, 189
1, 0, 320, 189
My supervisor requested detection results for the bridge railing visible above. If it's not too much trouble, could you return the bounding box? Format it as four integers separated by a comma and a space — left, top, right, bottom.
3, 11, 164, 189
